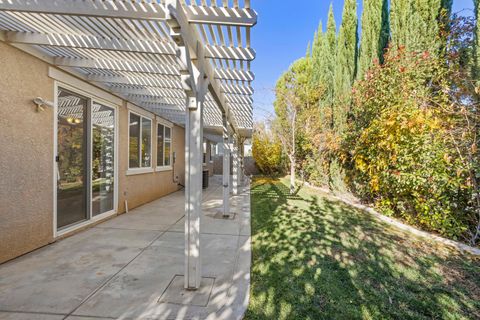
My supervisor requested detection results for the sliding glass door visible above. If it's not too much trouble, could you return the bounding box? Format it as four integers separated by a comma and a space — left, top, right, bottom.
91, 102, 115, 216
56, 87, 116, 231
57, 90, 89, 229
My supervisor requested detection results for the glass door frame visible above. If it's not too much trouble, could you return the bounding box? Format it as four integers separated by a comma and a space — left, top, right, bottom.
53, 82, 119, 237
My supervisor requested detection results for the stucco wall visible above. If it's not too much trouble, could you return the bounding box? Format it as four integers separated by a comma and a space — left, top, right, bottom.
0, 41, 196, 264
0, 43, 187, 264
203, 141, 214, 177
0, 42, 55, 263
117, 106, 186, 213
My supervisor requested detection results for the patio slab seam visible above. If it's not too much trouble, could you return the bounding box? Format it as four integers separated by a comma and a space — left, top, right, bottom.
62, 214, 186, 320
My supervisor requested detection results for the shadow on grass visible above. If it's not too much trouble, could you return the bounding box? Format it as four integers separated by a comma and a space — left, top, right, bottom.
246, 177, 480, 320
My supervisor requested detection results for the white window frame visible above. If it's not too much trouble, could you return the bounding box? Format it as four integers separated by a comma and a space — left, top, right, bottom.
210, 142, 216, 163
156, 121, 173, 172
203, 139, 207, 165
127, 110, 154, 175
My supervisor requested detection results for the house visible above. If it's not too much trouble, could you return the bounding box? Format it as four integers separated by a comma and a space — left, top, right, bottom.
0, 0, 256, 290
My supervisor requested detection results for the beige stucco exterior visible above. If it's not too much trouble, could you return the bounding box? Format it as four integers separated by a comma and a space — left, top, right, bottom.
0, 42, 198, 264
203, 141, 215, 177
0, 41, 55, 264
117, 106, 186, 212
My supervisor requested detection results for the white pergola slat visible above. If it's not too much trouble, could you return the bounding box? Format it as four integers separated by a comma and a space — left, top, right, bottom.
205, 44, 255, 61
0, 0, 256, 291
54, 57, 180, 75
4, 30, 255, 60
185, 5, 257, 27
221, 83, 254, 95
3, 30, 177, 55
0, 1, 257, 26
0, 0, 167, 19
0, 3, 257, 128
214, 68, 255, 82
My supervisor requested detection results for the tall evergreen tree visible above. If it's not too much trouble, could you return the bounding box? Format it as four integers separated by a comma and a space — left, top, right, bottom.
319, 5, 336, 128
390, 0, 452, 54
333, 0, 358, 134
357, 0, 389, 79
474, 0, 480, 80
329, 0, 358, 192
311, 22, 323, 85
390, 0, 411, 51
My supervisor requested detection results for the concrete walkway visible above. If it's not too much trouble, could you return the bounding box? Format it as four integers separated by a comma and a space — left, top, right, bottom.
0, 176, 251, 320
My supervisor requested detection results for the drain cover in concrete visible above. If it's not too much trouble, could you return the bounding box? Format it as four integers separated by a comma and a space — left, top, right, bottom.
158, 275, 215, 307
212, 211, 236, 220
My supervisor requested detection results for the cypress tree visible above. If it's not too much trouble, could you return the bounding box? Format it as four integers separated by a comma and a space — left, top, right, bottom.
319, 5, 336, 128
390, 0, 411, 51
390, 0, 452, 54
358, 0, 389, 79
329, 0, 358, 192
333, 0, 358, 134
474, 0, 480, 80
311, 22, 323, 85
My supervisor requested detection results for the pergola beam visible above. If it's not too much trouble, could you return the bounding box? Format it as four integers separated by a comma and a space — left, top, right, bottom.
107, 85, 185, 99
93, 76, 252, 104
55, 57, 251, 83
0, 0, 256, 134
140, 103, 182, 112
4, 31, 255, 61
54, 57, 180, 76
3, 31, 176, 55
165, 0, 236, 132
87, 73, 254, 108
85, 74, 255, 97
123, 89, 253, 103
0, 1, 256, 26
86, 74, 182, 90
0, 0, 167, 19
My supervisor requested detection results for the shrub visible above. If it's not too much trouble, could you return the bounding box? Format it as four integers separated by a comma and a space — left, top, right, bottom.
252, 123, 284, 175
346, 39, 479, 242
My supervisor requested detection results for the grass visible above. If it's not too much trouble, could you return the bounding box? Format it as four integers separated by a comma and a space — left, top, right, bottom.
245, 177, 480, 320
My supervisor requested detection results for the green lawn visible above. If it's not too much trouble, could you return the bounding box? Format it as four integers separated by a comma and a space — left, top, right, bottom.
245, 177, 480, 320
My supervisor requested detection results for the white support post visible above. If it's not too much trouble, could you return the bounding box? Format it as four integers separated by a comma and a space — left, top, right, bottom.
240, 141, 245, 184
232, 136, 239, 196
167, 4, 207, 289
184, 91, 204, 290
222, 114, 231, 217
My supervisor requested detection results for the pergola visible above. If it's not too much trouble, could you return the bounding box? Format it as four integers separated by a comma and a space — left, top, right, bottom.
0, 0, 256, 290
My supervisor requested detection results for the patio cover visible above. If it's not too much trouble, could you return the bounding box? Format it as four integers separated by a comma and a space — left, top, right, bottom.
0, 0, 255, 136
0, 0, 256, 290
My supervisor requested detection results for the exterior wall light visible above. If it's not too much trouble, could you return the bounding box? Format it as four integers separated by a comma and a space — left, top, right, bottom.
33, 97, 54, 112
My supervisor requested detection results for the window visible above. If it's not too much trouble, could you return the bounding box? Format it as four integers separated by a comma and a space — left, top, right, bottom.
129, 112, 152, 169
210, 142, 216, 162
203, 139, 207, 164
157, 123, 172, 168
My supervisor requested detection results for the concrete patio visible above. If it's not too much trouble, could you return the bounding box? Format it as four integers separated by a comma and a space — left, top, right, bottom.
0, 176, 251, 320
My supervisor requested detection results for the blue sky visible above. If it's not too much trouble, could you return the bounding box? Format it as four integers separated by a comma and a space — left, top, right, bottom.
251, 0, 475, 121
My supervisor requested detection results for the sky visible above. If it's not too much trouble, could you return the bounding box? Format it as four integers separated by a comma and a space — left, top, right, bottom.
251, 0, 475, 122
